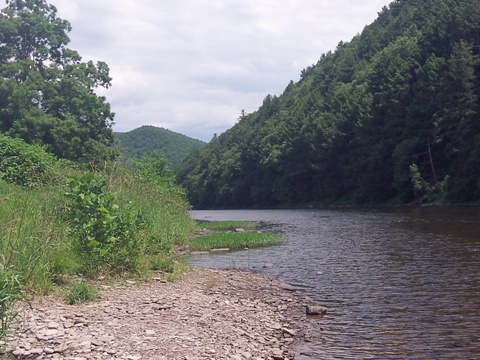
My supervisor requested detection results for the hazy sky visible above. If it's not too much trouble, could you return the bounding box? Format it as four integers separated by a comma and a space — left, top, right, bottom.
46, 0, 392, 141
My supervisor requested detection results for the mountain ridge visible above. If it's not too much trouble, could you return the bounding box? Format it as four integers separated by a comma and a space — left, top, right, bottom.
177, 0, 480, 208
115, 125, 206, 166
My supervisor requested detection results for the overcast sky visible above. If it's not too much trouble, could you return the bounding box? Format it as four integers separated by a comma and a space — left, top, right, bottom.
47, 0, 392, 142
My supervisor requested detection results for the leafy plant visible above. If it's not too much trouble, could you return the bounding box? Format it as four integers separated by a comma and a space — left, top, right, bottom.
0, 134, 58, 188
410, 163, 449, 201
63, 173, 145, 275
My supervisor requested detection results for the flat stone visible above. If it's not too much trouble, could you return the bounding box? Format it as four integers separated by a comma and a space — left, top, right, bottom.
190, 251, 210, 255
282, 327, 297, 336
210, 248, 230, 252
7, 268, 307, 360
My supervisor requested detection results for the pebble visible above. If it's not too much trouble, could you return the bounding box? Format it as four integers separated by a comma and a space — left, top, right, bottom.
5, 269, 313, 359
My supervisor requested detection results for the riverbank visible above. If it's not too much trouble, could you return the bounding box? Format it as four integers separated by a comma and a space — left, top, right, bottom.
3, 268, 318, 360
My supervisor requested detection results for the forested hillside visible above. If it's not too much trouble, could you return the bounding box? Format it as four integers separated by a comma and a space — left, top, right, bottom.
115, 126, 205, 166
177, 0, 480, 208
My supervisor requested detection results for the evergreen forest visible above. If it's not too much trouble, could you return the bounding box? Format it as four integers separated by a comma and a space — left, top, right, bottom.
177, 0, 480, 208
115, 126, 205, 166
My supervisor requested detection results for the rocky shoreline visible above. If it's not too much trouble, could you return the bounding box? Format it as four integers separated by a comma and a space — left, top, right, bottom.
3, 268, 321, 360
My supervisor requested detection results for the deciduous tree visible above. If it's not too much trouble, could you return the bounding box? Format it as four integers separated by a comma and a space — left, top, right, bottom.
0, 0, 117, 163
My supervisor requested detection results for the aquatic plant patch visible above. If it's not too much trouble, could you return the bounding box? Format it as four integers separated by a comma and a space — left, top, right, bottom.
189, 232, 282, 252
196, 220, 259, 231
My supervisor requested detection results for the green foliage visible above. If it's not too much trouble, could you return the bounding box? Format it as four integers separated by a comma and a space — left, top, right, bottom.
130, 152, 174, 183
149, 253, 175, 273
190, 232, 283, 252
0, 182, 66, 293
0, 264, 22, 346
64, 280, 99, 305
0, 0, 117, 164
105, 158, 196, 257
178, 0, 480, 207
0, 138, 197, 340
410, 163, 449, 202
63, 173, 144, 275
115, 126, 205, 166
0, 133, 59, 188
197, 221, 258, 231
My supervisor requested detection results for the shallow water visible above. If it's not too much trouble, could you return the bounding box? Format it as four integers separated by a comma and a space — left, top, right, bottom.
188, 207, 480, 359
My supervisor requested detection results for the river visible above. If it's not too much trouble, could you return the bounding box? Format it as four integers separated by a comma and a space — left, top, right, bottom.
188, 207, 480, 359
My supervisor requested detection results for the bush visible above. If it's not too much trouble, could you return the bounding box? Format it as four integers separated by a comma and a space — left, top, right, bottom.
0, 134, 59, 188
63, 173, 145, 275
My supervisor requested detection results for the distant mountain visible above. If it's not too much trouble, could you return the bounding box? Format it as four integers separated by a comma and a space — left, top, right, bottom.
115, 126, 206, 166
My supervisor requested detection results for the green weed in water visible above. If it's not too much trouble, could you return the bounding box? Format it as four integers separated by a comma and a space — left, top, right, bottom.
190, 232, 282, 252
196, 220, 258, 231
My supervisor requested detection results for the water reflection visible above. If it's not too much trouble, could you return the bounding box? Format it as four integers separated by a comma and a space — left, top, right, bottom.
189, 208, 480, 359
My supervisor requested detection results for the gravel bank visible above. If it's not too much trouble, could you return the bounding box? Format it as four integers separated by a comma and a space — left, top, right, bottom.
3, 268, 319, 360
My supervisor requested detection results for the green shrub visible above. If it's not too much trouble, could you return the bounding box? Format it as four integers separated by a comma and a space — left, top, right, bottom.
0, 134, 59, 188
63, 173, 145, 275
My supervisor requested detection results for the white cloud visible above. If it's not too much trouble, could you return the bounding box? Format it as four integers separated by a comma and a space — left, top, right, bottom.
45, 0, 392, 141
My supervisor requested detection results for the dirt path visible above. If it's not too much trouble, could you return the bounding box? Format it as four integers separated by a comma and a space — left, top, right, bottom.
3, 268, 319, 360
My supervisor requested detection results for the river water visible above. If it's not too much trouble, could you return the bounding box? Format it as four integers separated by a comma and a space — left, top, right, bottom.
188, 207, 480, 359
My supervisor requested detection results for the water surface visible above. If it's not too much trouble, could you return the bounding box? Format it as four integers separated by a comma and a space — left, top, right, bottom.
189, 208, 480, 359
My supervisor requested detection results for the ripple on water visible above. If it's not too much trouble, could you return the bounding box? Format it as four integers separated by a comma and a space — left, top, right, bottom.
189, 208, 480, 359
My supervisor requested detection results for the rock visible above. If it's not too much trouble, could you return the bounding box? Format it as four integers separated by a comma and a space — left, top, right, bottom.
190, 251, 210, 255
210, 248, 230, 252
235, 228, 246, 232
278, 282, 298, 291
296, 344, 315, 356
271, 348, 284, 359
305, 305, 327, 315
282, 328, 297, 336
7, 268, 308, 360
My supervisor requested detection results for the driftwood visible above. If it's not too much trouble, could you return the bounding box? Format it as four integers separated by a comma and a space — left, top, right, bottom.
305, 305, 327, 315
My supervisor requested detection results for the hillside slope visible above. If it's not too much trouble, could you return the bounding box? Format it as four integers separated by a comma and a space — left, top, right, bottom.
116, 126, 205, 166
177, 0, 480, 208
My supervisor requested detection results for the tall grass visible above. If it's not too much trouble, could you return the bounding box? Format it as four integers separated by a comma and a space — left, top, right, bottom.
189, 232, 283, 251
197, 220, 258, 231
0, 182, 70, 293
103, 161, 197, 260
0, 140, 198, 347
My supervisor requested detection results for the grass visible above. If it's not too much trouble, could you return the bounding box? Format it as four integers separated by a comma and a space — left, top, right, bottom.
196, 220, 259, 231
189, 232, 283, 251
0, 183, 68, 294
0, 118, 197, 350
0, 157, 196, 301
64, 280, 99, 305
